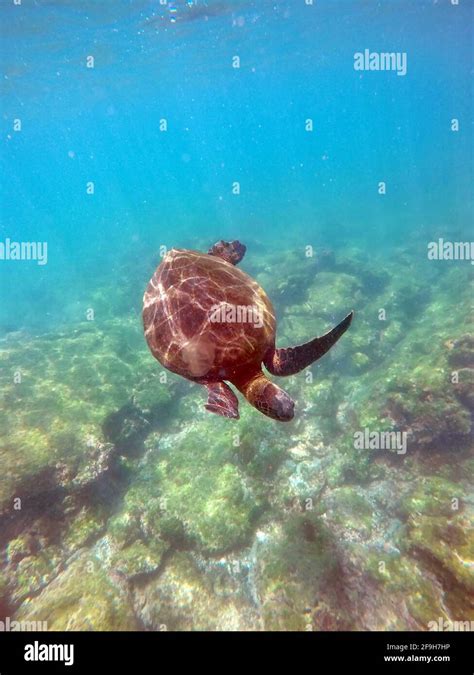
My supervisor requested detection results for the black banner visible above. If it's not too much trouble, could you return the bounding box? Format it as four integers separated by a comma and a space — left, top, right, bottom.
0, 631, 471, 673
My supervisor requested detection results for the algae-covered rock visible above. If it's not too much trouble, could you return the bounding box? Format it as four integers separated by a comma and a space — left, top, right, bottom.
343, 542, 450, 630
2, 530, 64, 607
0, 569, 7, 601
112, 414, 264, 554
63, 506, 107, 553
453, 368, 474, 411
10, 555, 59, 606
234, 405, 292, 482
397, 478, 474, 597
447, 334, 474, 369
150, 425, 259, 553
343, 475, 474, 626
310, 473, 470, 630
110, 539, 167, 580
351, 351, 371, 371
14, 552, 138, 630
135, 552, 260, 631
254, 514, 352, 631
406, 513, 473, 593
0, 317, 178, 515
323, 486, 374, 538
307, 271, 362, 321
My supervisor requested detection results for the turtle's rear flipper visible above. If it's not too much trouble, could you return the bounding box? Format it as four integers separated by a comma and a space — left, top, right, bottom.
208, 240, 246, 265
204, 381, 240, 419
264, 311, 354, 377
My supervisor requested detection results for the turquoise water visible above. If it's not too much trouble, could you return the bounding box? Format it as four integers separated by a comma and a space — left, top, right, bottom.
1, 0, 472, 329
0, 0, 473, 633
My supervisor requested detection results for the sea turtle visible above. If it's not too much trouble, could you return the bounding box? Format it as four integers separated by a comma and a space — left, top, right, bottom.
143, 240, 353, 421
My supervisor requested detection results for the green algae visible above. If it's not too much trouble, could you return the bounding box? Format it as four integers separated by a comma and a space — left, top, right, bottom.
353, 548, 448, 628
326, 486, 374, 536
399, 477, 462, 519
256, 514, 351, 631
107, 511, 143, 550
351, 351, 371, 371
154, 427, 258, 553
110, 416, 263, 554
325, 442, 383, 487
111, 539, 167, 580
340, 267, 473, 452
11, 556, 57, 605
14, 553, 138, 630
63, 507, 107, 553
0, 570, 7, 602
8, 545, 63, 605
6, 536, 33, 564
135, 552, 259, 630
0, 317, 178, 514
307, 271, 362, 321
406, 514, 473, 593
234, 406, 291, 482
303, 378, 343, 437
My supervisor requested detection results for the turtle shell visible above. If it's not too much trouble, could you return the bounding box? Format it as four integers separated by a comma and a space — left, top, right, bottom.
143, 248, 276, 381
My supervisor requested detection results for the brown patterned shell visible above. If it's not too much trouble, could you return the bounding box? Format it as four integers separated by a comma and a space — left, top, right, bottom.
143, 248, 276, 382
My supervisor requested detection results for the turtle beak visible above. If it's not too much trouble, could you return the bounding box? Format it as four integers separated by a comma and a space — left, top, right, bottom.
271, 389, 295, 422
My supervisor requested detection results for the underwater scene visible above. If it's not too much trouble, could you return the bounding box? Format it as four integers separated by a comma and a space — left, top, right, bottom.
0, 0, 473, 634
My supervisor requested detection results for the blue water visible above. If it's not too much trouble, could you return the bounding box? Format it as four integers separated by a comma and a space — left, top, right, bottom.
0, 0, 472, 330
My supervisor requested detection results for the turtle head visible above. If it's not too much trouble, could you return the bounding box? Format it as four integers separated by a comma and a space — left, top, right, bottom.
208, 240, 246, 265
232, 370, 295, 422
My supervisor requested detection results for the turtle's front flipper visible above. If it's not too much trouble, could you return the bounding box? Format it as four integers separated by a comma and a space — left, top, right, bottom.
264, 311, 354, 376
204, 381, 240, 419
